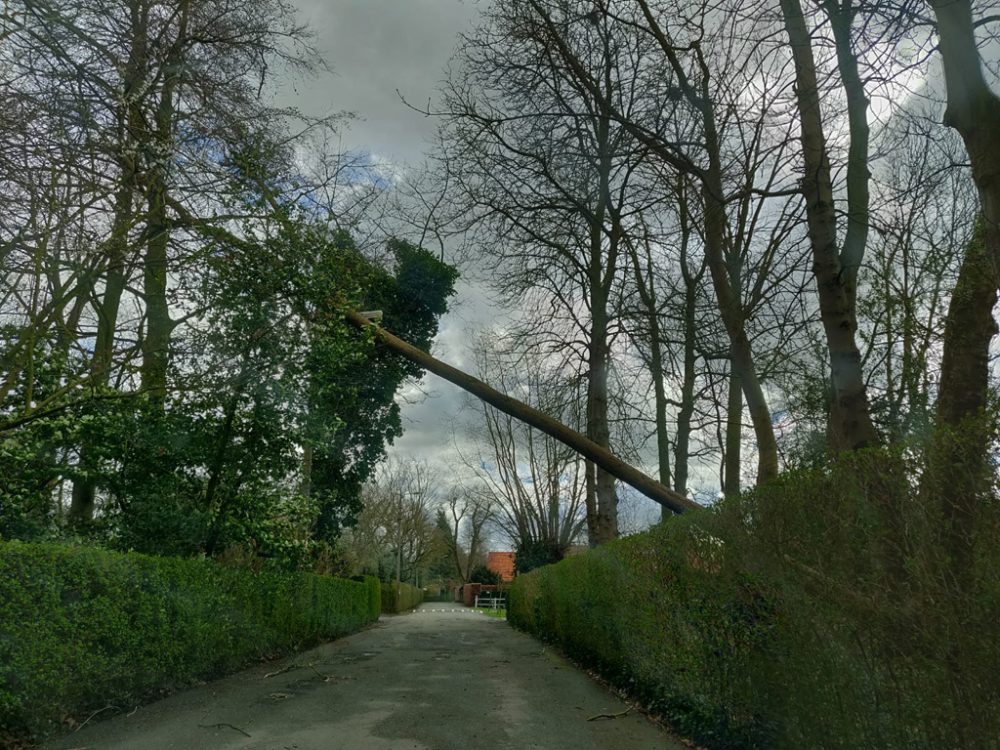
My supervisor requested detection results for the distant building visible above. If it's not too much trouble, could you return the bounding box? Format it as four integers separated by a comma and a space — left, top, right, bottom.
486, 551, 516, 582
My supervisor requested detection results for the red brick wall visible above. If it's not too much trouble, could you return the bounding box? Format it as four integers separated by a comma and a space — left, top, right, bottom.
486, 551, 516, 582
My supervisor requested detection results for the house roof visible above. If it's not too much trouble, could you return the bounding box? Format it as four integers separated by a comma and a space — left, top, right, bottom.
486, 551, 516, 582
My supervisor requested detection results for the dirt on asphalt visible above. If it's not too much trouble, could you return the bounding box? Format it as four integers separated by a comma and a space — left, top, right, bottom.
45, 602, 687, 750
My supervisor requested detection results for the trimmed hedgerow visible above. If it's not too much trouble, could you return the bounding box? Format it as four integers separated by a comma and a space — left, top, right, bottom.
0, 542, 379, 738
380, 581, 423, 613
509, 450, 1000, 750
362, 575, 381, 621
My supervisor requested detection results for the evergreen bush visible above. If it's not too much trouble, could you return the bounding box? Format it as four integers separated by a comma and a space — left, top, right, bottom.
0, 542, 379, 739
380, 581, 424, 613
509, 450, 1000, 749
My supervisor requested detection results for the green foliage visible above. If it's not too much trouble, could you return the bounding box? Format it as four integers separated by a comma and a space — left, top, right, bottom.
308, 239, 460, 541
468, 564, 502, 585
0, 541, 378, 739
380, 581, 424, 613
509, 449, 1000, 750
363, 575, 382, 620
0, 217, 458, 568
514, 539, 564, 574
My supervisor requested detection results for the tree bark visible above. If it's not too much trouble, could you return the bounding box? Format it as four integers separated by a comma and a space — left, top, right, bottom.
587, 250, 619, 542
673, 270, 698, 502
724, 367, 743, 497
624, 235, 674, 523
69, 3, 145, 523
702, 177, 778, 484
924, 0, 1000, 565
584, 460, 599, 546
779, 0, 879, 453
140, 0, 190, 405
346, 310, 701, 515
68, 185, 132, 523
928, 223, 997, 563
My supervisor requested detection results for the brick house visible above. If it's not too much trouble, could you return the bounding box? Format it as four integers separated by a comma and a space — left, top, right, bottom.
486, 551, 516, 583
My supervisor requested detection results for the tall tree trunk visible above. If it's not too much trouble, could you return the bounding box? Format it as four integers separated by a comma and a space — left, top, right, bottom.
722, 225, 744, 496
140, 166, 173, 404
701, 178, 778, 484
587, 296, 618, 543
68, 7, 145, 522
673, 271, 698, 502
724, 368, 743, 497
929, 224, 997, 564
140, 0, 189, 405
584, 460, 599, 546
651, 333, 672, 524
924, 0, 1000, 566
68, 185, 133, 523
624, 235, 673, 522
780, 0, 879, 453
626, 0, 779, 483
586, 101, 621, 544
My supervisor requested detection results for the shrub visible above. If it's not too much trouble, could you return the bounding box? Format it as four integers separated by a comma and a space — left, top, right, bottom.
350, 574, 382, 620
509, 449, 1000, 750
380, 581, 424, 613
0, 541, 379, 739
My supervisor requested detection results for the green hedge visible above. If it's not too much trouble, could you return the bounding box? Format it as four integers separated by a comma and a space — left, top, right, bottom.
380, 581, 424, 613
509, 453, 1000, 750
0, 542, 380, 738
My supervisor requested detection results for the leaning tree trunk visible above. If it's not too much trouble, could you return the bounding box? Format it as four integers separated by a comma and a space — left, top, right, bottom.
345, 310, 700, 515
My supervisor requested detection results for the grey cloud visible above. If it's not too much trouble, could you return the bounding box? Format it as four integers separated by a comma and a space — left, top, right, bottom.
287, 0, 481, 162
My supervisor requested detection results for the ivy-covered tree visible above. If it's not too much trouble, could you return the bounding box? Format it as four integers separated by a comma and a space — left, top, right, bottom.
308, 238, 460, 542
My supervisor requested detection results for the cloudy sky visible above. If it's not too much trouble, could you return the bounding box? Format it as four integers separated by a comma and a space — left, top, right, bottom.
284, 0, 506, 474
281, 0, 664, 531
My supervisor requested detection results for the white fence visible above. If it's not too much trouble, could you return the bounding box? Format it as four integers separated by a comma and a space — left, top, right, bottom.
474, 593, 506, 609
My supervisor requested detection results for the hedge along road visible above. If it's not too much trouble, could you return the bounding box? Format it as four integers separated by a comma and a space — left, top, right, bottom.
46, 603, 686, 750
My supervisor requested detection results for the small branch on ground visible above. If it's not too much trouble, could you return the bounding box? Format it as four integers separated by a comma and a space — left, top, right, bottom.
75, 705, 120, 732
263, 662, 331, 681
587, 707, 634, 721
198, 723, 251, 738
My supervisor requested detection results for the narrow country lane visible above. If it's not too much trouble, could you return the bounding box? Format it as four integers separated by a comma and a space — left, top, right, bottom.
45, 603, 685, 750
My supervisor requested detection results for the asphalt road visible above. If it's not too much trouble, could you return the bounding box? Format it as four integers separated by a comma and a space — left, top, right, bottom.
46, 602, 685, 750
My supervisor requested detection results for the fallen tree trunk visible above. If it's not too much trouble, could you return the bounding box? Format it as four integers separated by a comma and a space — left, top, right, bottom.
346, 310, 700, 515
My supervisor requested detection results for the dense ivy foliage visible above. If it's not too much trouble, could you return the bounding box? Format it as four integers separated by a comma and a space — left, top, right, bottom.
509, 450, 1000, 750
0, 541, 380, 739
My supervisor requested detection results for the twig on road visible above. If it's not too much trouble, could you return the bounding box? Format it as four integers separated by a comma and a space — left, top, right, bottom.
263, 662, 331, 681
75, 705, 120, 732
198, 723, 251, 738
587, 707, 634, 721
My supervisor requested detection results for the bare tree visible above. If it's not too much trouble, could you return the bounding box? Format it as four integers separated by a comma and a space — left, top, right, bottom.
439, 487, 493, 583
462, 335, 589, 553
350, 459, 441, 591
